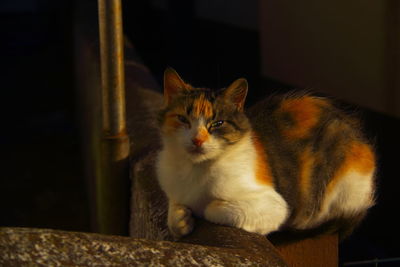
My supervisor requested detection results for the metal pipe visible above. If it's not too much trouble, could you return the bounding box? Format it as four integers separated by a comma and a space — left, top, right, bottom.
97, 0, 130, 235
98, 0, 126, 136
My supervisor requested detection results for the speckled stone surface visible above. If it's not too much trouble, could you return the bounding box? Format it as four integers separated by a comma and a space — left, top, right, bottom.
0, 227, 287, 266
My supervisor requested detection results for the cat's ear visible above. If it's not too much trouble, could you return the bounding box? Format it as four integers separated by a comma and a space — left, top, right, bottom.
223, 78, 248, 111
164, 68, 190, 104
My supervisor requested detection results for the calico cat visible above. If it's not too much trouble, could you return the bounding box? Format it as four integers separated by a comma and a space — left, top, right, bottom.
156, 68, 376, 239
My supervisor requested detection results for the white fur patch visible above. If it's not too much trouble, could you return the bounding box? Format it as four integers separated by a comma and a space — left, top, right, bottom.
156, 131, 289, 235
292, 169, 375, 229
204, 189, 288, 235
324, 170, 375, 216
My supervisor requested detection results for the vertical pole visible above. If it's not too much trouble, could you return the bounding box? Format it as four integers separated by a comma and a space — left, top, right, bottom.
97, 0, 130, 235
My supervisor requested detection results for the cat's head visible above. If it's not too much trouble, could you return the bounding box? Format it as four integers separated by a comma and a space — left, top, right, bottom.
159, 68, 251, 163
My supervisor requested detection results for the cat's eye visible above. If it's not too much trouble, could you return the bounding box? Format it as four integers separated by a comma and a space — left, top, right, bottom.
177, 115, 189, 124
211, 120, 224, 128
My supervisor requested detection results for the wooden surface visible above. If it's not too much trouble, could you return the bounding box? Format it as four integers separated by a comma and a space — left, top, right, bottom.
275, 234, 338, 267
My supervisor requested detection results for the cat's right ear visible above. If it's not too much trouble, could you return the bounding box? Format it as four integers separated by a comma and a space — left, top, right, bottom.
223, 78, 248, 111
164, 68, 189, 105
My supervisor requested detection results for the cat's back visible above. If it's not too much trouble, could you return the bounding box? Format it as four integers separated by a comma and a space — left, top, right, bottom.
251, 92, 338, 135
248, 92, 375, 234
248, 92, 367, 147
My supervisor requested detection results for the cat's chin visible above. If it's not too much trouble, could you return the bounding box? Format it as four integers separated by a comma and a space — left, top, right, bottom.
187, 150, 218, 163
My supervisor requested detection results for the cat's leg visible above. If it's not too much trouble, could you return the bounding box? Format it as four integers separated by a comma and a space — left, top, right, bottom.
204, 189, 288, 235
167, 201, 194, 238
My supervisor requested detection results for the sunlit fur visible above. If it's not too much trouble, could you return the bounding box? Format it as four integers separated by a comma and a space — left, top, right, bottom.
156, 69, 376, 239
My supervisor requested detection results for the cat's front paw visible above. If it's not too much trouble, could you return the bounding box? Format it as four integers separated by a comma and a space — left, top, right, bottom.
204, 200, 241, 227
168, 204, 194, 238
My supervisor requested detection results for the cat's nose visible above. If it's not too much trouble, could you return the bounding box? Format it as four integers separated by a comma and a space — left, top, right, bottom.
192, 138, 204, 147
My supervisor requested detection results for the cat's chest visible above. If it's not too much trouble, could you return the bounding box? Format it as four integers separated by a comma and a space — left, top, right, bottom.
165, 162, 219, 215
158, 149, 257, 215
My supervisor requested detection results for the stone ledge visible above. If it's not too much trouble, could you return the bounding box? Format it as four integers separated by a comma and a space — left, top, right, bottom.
0, 227, 287, 266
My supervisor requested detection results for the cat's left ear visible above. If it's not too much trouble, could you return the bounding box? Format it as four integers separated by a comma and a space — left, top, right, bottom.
223, 78, 248, 111
164, 68, 190, 105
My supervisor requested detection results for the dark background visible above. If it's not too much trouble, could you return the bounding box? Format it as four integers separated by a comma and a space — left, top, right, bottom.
0, 0, 399, 265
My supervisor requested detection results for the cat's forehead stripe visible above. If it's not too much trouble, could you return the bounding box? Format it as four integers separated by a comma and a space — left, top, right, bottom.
192, 93, 213, 119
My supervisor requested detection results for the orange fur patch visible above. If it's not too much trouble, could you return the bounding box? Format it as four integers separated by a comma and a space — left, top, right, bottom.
252, 133, 273, 185
279, 97, 327, 139
347, 142, 376, 174
163, 109, 188, 134
326, 141, 375, 195
163, 118, 182, 134
298, 147, 314, 202
192, 94, 213, 119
